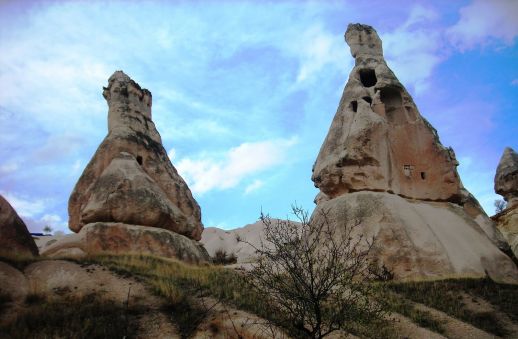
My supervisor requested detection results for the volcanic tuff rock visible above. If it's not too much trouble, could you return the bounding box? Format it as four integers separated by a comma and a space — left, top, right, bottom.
40, 223, 210, 264
495, 147, 518, 208
69, 71, 203, 241
0, 194, 39, 257
312, 24, 461, 203
310, 24, 517, 283
493, 147, 518, 258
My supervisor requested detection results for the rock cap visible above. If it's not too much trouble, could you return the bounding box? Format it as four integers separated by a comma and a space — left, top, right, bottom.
495, 147, 518, 205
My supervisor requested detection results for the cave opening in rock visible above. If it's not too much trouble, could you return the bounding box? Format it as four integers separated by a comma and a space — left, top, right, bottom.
359, 68, 377, 87
136, 156, 143, 165
350, 101, 358, 112
421, 172, 426, 180
380, 86, 402, 109
362, 96, 372, 105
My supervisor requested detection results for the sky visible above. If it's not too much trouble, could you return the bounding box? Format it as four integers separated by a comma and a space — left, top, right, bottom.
0, 0, 517, 233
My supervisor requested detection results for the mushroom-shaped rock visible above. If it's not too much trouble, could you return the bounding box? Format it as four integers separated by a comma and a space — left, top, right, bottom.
310, 24, 517, 283
69, 71, 203, 240
0, 194, 39, 257
493, 147, 518, 258
495, 147, 518, 207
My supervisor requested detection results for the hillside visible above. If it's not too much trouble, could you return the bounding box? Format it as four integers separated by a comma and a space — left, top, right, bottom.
1, 254, 517, 338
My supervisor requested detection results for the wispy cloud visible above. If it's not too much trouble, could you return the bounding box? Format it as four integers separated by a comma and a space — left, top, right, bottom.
244, 179, 264, 195
511, 79, 518, 86
382, 5, 444, 95
177, 137, 298, 195
0, 191, 47, 218
447, 0, 518, 50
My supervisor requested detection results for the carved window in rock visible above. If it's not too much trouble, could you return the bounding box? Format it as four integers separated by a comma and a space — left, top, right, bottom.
403, 165, 414, 177
136, 155, 143, 165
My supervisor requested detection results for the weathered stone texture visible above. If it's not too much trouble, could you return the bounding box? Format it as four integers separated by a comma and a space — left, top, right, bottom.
69, 71, 203, 240
310, 24, 517, 282
0, 194, 39, 257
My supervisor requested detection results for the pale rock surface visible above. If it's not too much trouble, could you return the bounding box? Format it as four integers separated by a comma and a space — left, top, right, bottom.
310, 24, 517, 282
201, 220, 300, 263
493, 147, 518, 258
69, 71, 202, 240
312, 192, 518, 283
0, 194, 39, 257
312, 24, 462, 203
41, 222, 209, 264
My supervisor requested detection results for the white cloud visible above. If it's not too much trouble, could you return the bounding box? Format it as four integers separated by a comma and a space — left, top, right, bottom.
295, 25, 350, 84
511, 79, 518, 86
0, 191, 46, 218
177, 137, 298, 195
244, 179, 264, 194
447, 0, 518, 50
381, 5, 443, 95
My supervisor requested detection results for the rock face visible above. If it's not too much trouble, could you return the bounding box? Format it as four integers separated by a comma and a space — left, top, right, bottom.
495, 147, 518, 208
41, 223, 210, 264
69, 71, 203, 241
0, 194, 39, 257
312, 24, 461, 203
493, 147, 518, 258
201, 220, 300, 263
311, 24, 517, 283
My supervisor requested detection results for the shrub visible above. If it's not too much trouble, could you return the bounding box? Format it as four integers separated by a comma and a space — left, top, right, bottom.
212, 249, 237, 265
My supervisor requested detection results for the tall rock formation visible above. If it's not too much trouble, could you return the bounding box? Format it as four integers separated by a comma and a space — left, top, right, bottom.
69, 71, 203, 241
47, 71, 208, 263
311, 24, 517, 283
493, 147, 518, 258
0, 194, 39, 257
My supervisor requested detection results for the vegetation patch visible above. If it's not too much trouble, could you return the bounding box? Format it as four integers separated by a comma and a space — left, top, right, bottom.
387, 278, 518, 336
212, 249, 237, 265
0, 293, 141, 339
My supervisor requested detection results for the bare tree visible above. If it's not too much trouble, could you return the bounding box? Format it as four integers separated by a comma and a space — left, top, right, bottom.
246, 206, 387, 339
494, 199, 507, 213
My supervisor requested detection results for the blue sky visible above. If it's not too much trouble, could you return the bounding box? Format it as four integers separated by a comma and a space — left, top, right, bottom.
0, 0, 517, 233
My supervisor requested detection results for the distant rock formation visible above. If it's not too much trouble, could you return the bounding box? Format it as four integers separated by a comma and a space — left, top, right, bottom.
311, 24, 517, 283
69, 71, 203, 241
495, 147, 518, 208
493, 147, 518, 258
46, 71, 208, 262
201, 219, 300, 263
0, 194, 39, 257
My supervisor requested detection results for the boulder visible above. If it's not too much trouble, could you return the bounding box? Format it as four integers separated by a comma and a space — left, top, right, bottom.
310, 23, 517, 282
0, 194, 39, 257
41, 223, 210, 264
69, 71, 203, 240
0, 261, 29, 301
312, 191, 518, 283
493, 147, 518, 258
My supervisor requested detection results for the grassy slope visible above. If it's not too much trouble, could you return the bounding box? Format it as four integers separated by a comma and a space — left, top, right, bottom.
1, 254, 517, 338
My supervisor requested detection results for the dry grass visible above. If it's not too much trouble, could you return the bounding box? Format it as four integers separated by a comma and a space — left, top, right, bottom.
386, 278, 518, 337
0, 293, 142, 339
